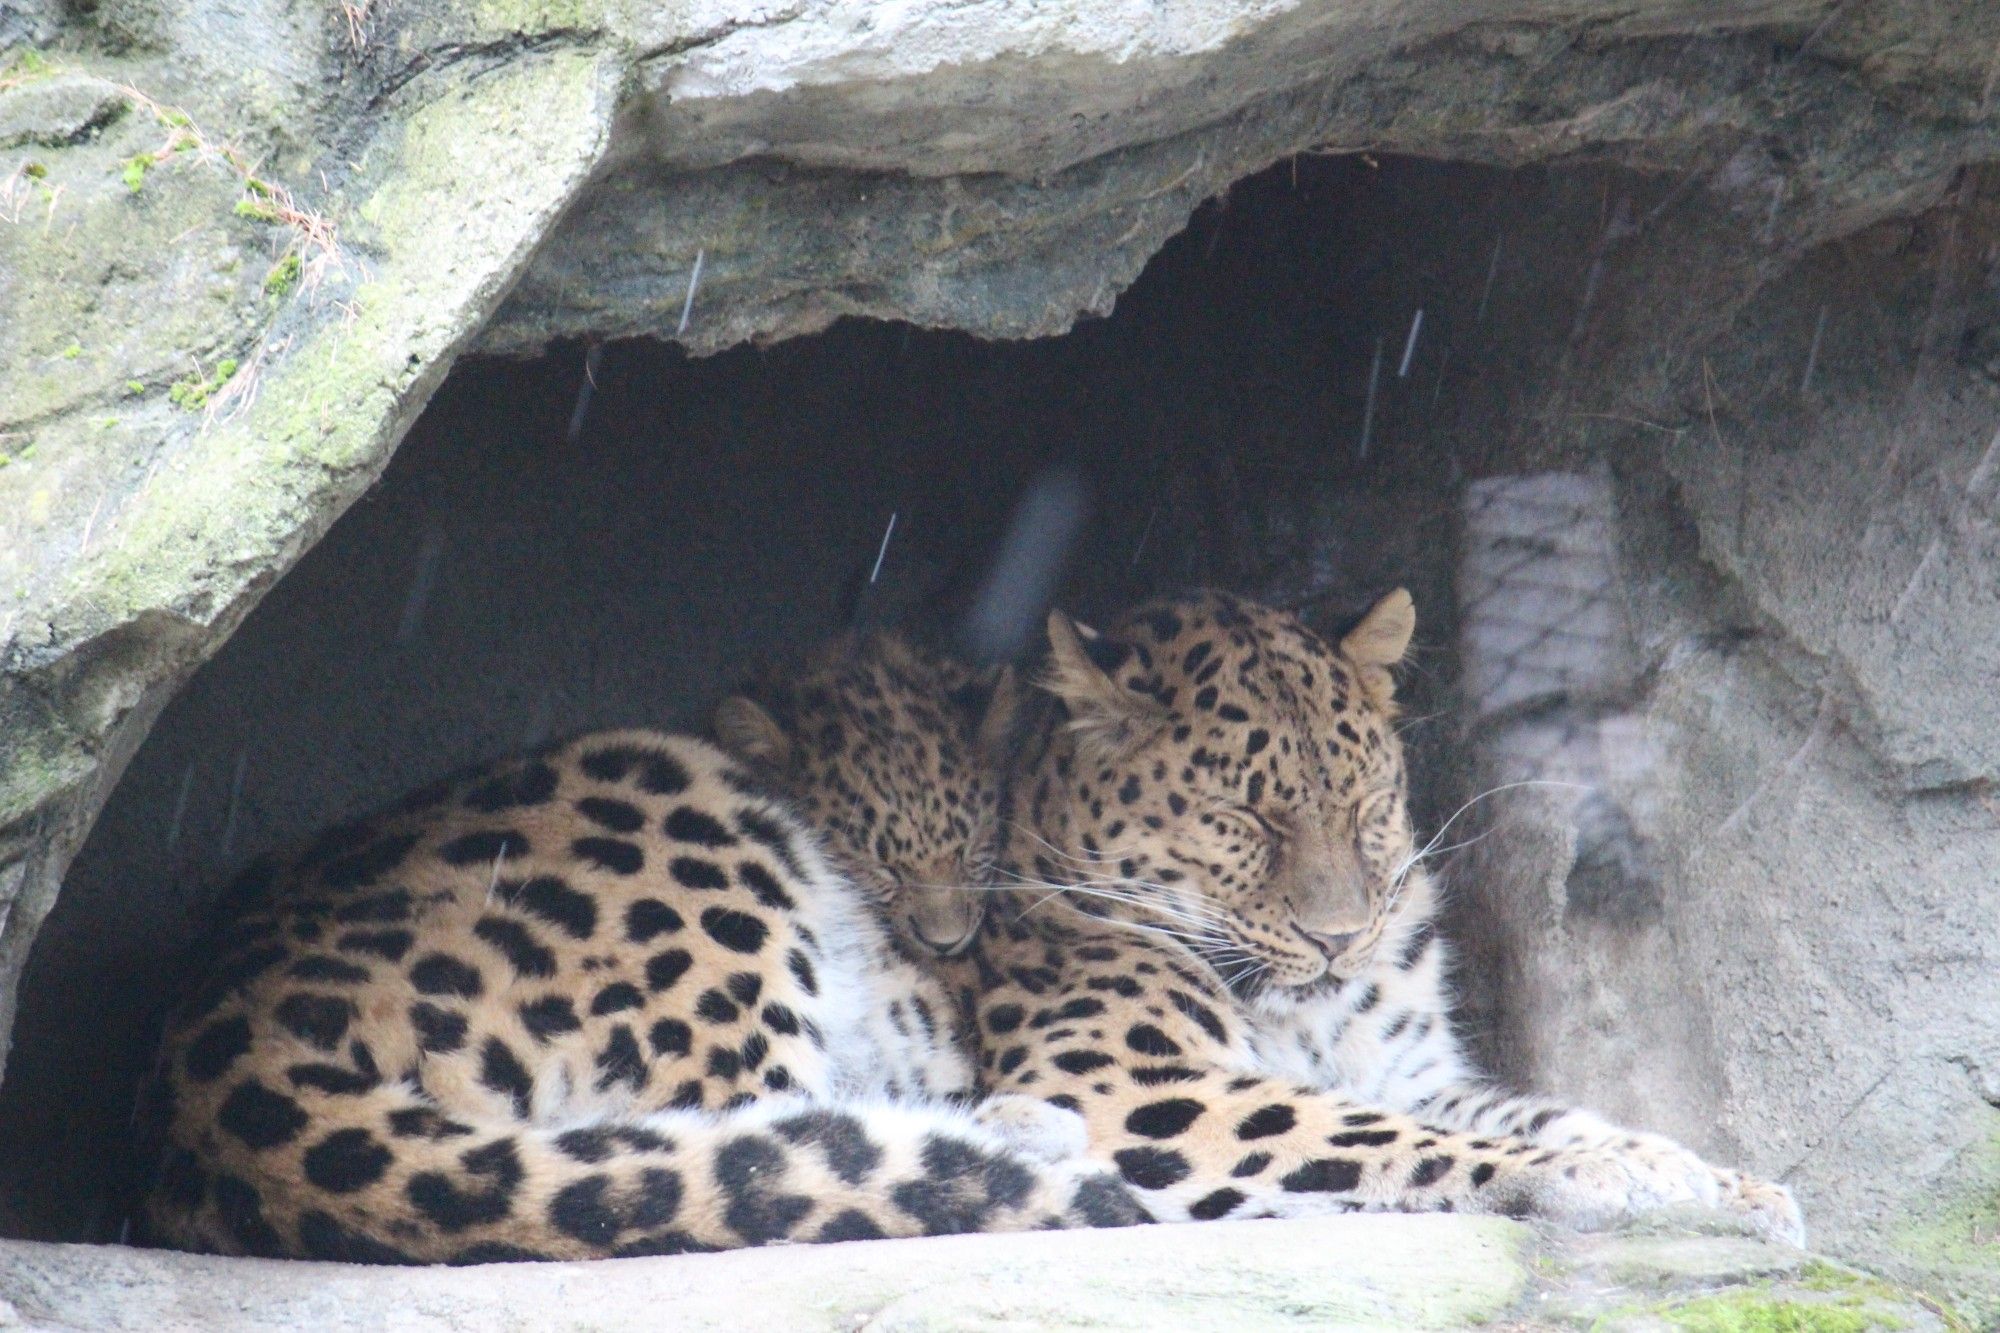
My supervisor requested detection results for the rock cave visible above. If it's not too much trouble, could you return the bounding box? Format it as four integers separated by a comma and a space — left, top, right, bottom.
2, 1, 1997, 1327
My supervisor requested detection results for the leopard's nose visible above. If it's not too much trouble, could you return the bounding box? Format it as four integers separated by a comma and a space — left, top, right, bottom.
1298, 926, 1361, 960
911, 917, 979, 957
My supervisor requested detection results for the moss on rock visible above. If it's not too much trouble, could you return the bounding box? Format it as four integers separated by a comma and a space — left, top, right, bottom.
1881, 1128, 2000, 1328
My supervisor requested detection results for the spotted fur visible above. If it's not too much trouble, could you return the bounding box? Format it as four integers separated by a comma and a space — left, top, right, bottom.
716, 634, 1017, 961
135, 641, 1142, 1264
944, 589, 1803, 1242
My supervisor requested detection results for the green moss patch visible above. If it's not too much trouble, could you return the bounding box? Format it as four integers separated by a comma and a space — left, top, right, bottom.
262, 252, 300, 298
1882, 1127, 2000, 1325
166, 357, 238, 410
0, 49, 55, 89
1643, 1289, 1896, 1333
1576, 1251, 1968, 1332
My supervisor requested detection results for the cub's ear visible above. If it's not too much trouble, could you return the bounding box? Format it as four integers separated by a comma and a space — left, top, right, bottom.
1042, 610, 1165, 757
1339, 588, 1416, 708
713, 694, 790, 766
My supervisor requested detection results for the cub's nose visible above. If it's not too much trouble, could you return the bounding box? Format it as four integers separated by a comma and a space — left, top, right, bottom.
1298, 926, 1361, 960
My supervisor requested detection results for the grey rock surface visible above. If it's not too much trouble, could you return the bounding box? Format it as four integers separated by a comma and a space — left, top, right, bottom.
481, 4, 2000, 355
1445, 187, 2000, 1322
0, 1213, 1959, 1333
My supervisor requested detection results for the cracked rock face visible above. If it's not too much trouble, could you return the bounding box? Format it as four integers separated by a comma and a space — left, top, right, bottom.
1, 0, 1998, 1315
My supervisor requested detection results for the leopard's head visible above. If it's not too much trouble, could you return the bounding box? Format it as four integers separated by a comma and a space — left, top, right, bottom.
714, 635, 1018, 959
1012, 589, 1426, 1002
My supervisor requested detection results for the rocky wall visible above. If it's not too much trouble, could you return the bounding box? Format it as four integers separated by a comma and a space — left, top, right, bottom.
1442, 181, 2000, 1319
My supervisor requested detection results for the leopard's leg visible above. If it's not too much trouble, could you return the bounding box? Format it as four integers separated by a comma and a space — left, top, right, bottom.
1401, 1081, 1640, 1150
1405, 1081, 1803, 1245
1037, 1065, 1767, 1232
971, 940, 1799, 1242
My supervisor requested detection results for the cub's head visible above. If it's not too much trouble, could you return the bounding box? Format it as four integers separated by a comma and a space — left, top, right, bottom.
1014, 588, 1425, 1000
714, 635, 1017, 959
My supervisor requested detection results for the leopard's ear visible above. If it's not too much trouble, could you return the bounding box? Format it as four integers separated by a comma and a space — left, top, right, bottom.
714, 694, 790, 766
1042, 610, 1124, 705
1339, 588, 1415, 709
1041, 611, 1166, 757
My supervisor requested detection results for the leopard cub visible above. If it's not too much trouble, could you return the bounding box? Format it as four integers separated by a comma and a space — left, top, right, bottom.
136, 635, 1140, 1264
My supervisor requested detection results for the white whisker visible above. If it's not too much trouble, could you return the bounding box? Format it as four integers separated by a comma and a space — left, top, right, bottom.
1058, 877, 1232, 918
1047, 881, 1233, 932
1002, 821, 1143, 867
928, 852, 1275, 984
1396, 779, 1587, 883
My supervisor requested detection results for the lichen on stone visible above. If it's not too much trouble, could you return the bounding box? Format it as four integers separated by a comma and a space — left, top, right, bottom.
1639, 1289, 1901, 1333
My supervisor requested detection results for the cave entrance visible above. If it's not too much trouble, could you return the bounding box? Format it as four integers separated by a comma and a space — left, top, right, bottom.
0, 150, 1621, 1240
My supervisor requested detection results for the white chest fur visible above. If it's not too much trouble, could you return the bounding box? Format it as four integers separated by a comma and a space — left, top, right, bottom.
1238, 920, 1473, 1113
784, 827, 974, 1102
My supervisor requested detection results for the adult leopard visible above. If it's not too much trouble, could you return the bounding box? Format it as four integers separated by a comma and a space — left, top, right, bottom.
134, 635, 1140, 1263
955, 588, 1803, 1241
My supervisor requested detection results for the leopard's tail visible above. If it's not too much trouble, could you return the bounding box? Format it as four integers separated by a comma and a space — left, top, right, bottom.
136, 1083, 1145, 1263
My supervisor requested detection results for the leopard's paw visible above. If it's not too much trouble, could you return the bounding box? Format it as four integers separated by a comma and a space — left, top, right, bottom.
972, 1093, 1090, 1164
1715, 1169, 1806, 1247
1532, 1132, 1723, 1230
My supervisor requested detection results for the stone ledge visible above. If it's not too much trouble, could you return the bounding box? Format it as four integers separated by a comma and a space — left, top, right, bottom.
0, 1214, 1526, 1332
0, 1214, 1966, 1333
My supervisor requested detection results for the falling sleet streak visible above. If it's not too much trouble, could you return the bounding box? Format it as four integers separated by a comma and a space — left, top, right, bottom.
1891, 422, 2000, 625
1397, 309, 1425, 378
165, 762, 195, 855
397, 528, 446, 645
1130, 505, 1160, 569
1760, 177, 1787, 245
566, 344, 603, 444
1568, 197, 1635, 346
1800, 304, 1829, 395
677, 248, 705, 336
869, 511, 898, 584
1357, 336, 1385, 460
1429, 344, 1453, 412
1569, 254, 1606, 343
78, 495, 106, 558
1476, 235, 1504, 324
1718, 691, 1836, 837
219, 749, 248, 862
